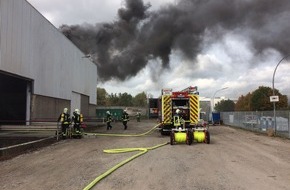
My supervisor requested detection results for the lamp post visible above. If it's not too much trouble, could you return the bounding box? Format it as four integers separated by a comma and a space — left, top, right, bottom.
211, 87, 228, 124
272, 54, 290, 136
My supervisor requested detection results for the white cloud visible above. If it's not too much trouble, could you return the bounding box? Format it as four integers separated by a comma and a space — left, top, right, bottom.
27, 0, 290, 100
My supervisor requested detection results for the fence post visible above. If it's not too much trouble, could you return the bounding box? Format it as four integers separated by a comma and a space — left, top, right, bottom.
252, 111, 254, 131
289, 112, 290, 138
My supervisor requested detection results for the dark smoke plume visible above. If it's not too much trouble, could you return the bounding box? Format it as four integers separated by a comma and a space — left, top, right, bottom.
60, 0, 290, 82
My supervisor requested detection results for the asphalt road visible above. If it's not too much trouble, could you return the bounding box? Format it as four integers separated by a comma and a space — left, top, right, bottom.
1, 119, 290, 190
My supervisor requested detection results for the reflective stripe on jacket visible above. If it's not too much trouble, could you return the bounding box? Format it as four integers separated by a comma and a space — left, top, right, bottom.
106, 115, 112, 122
122, 113, 129, 121
60, 113, 70, 124
173, 115, 181, 127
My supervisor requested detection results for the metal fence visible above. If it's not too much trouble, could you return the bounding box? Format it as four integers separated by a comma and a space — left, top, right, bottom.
221, 111, 290, 138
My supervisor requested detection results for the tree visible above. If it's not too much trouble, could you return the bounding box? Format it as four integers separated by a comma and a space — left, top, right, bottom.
235, 86, 288, 111
100, 90, 148, 107
118, 93, 133, 106
215, 99, 235, 112
107, 93, 119, 106
251, 86, 272, 111
133, 92, 147, 107
251, 86, 288, 111
235, 93, 252, 111
96, 88, 108, 106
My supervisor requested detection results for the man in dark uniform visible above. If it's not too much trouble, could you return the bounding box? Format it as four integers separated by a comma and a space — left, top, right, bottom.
57, 108, 71, 138
106, 111, 112, 130
136, 112, 141, 122
173, 109, 184, 129
122, 110, 129, 130
72, 108, 83, 134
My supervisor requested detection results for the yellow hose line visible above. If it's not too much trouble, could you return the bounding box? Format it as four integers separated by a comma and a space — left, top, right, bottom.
84, 123, 161, 137
83, 142, 168, 190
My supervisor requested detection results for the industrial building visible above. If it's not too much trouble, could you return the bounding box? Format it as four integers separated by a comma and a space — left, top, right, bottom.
0, 0, 98, 124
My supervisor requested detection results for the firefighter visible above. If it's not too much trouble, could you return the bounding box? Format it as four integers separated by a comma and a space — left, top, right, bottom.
72, 109, 83, 134
136, 112, 141, 122
173, 109, 184, 129
57, 108, 71, 138
106, 111, 112, 130
122, 110, 129, 130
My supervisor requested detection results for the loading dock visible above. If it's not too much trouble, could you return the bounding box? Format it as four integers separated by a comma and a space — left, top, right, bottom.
0, 72, 32, 125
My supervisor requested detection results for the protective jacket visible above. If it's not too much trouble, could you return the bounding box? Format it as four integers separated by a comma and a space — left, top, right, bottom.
58, 113, 71, 124
106, 114, 112, 123
106, 113, 113, 130
57, 111, 71, 137
173, 113, 183, 128
122, 112, 129, 121
72, 112, 83, 125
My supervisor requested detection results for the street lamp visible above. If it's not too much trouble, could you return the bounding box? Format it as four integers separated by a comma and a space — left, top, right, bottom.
272, 54, 290, 135
211, 87, 229, 124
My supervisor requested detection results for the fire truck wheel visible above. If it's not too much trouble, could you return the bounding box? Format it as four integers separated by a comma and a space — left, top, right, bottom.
205, 131, 210, 144
170, 131, 175, 145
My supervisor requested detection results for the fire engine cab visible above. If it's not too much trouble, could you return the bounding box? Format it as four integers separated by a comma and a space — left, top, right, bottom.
159, 86, 202, 135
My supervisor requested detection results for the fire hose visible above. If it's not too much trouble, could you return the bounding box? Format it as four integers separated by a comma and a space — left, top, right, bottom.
83, 123, 160, 137
82, 124, 169, 190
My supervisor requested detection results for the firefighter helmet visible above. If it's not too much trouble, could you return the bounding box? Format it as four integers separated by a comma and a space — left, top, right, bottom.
106, 111, 110, 115
176, 109, 180, 114
74, 109, 80, 114
64, 108, 68, 114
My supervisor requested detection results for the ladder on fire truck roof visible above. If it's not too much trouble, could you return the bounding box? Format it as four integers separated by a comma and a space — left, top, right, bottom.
161, 86, 199, 95
181, 86, 199, 94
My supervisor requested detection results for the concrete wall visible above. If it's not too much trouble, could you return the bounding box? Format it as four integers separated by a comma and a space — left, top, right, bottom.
89, 104, 97, 118
30, 95, 70, 121
30, 94, 96, 121
0, 0, 98, 119
80, 94, 89, 118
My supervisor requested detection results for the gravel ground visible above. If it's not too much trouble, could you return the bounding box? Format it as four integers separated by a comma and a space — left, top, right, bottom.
1, 119, 290, 190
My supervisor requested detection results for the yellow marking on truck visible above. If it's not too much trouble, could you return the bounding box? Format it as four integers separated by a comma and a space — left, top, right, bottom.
162, 95, 172, 124
190, 95, 199, 124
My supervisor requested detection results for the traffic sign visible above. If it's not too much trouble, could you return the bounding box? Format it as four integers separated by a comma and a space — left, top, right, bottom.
270, 96, 279, 102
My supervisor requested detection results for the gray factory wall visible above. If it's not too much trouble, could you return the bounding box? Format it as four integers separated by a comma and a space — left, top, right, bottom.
30, 94, 96, 122
0, 0, 97, 106
31, 95, 70, 122
89, 104, 97, 118
80, 95, 89, 118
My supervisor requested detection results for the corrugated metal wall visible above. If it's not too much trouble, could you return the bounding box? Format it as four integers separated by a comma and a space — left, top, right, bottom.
0, 0, 97, 105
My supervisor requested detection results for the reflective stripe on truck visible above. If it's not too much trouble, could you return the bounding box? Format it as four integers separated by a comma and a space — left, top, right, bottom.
162, 95, 171, 124
190, 95, 199, 124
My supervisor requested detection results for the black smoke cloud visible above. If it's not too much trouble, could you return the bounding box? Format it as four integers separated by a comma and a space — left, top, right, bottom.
60, 0, 290, 82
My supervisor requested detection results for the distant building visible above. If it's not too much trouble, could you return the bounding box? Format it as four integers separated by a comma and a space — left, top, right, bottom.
0, 0, 98, 124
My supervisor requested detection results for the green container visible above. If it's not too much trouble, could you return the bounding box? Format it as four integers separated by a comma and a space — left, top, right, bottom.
96, 108, 124, 121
